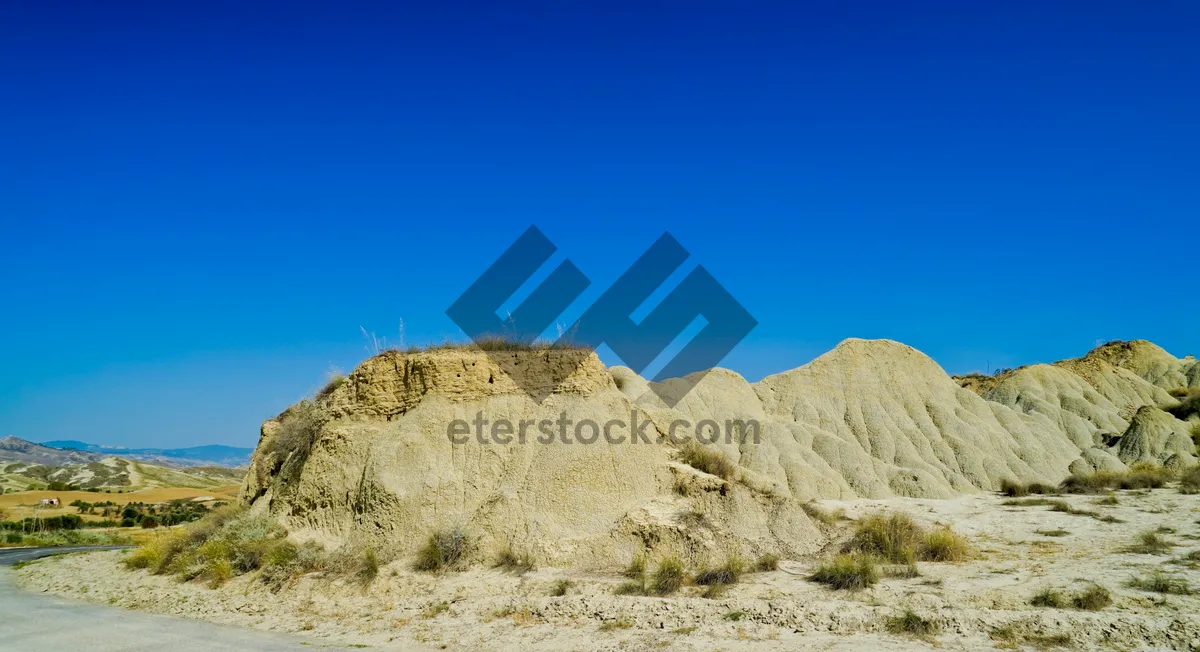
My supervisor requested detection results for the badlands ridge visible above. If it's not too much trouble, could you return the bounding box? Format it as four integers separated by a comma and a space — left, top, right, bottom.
240, 339, 1199, 567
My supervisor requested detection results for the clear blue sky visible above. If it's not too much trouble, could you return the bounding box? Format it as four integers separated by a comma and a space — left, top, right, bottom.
2, 1, 1197, 448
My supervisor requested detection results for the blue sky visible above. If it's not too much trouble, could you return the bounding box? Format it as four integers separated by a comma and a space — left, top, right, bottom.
2, 1, 1197, 448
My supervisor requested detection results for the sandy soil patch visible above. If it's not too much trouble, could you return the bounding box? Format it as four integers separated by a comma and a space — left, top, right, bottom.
18, 488, 1200, 651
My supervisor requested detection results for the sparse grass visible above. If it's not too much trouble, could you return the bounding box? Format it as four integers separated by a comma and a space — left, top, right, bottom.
614, 581, 647, 595
598, 618, 633, 632
809, 553, 878, 590
1091, 493, 1120, 505
671, 626, 697, 635
678, 442, 737, 481
421, 601, 450, 618
356, 548, 379, 585
1126, 569, 1193, 595
885, 609, 939, 638
624, 555, 645, 579
1124, 530, 1176, 555
1005, 497, 1123, 522
1036, 529, 1070, 537
754, 553, 779, 572
493, 545, 536, 574
549, 579, 573, 597
413, 529, 471, 572
1071, 585, 1112, 610
723, 610, 745, 621
651, 557, 687, 596
1060, 464, 1175, 494
802, 501, 845, 525
316, 374, 346, 398
1025, 633, 1073, 649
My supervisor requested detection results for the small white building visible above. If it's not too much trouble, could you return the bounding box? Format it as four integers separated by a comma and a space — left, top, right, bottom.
39, 497, 60, 507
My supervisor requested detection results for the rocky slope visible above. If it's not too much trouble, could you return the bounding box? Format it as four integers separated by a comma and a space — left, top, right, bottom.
240, 339, 1199, 568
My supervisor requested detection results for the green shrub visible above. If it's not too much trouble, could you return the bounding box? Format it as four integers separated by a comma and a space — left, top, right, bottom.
885, 609, 939, 637
679, 442, 737, 481
809, 553, 878, 590
413, 529, 471, 572
651, 557, 687, 595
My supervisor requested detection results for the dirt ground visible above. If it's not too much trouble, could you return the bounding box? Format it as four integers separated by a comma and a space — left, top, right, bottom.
17, 487, 1200, 651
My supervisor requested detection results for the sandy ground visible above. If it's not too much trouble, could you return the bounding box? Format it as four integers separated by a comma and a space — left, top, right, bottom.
16, 488, 1200, 651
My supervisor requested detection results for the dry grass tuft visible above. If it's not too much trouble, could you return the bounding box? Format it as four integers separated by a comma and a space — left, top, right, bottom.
845, 512, 972, 563
802, 501, 845, 525
1072, 585, 1112, 610
1060, 464, 1175, 493
1179, 465, 1200, 495
651, 556, 688, 595
809, 553, 878, 590
1124, 530, 1176, 555
885, 609, 939, 637
679, 442, 737, 481
1127, 569, 1193, 595
754, 553, 780, 572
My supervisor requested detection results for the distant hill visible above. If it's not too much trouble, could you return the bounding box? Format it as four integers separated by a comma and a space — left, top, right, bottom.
40, 440, 253, 468
0, 436, 244, 493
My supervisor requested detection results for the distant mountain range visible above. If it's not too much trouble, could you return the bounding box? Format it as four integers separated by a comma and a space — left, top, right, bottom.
38, 439, 253, 468
0, 436, 245, 492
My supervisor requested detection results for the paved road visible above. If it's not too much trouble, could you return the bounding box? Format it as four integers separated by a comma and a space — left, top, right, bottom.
0, 546, 420, 652
0, 545, 132, 566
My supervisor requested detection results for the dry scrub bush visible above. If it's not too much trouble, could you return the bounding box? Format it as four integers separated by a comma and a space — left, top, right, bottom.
1000, 479, 1057, 497
809, 553, 878, 590
413, 529, 471, 572
493, 544, 536, 574
679, 442, 737, 481
1179, 466, 1200, 495
272, 400, 325, 460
